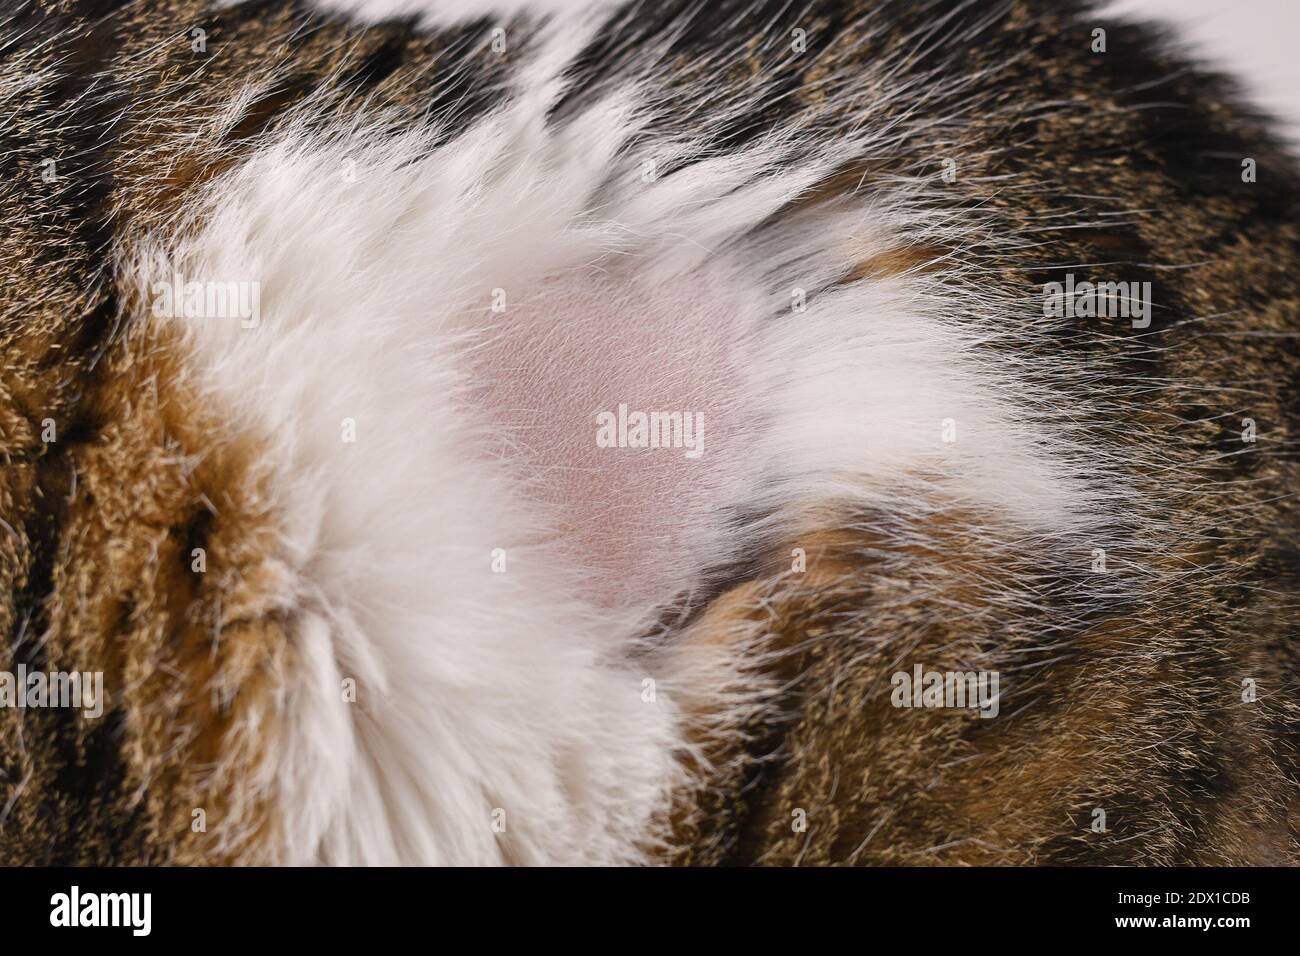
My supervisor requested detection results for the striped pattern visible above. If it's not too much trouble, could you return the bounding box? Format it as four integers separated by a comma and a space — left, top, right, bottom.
0, 0, 1297, 864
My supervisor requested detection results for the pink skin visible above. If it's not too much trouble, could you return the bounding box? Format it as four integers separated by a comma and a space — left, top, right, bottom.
470, 268, 755, 607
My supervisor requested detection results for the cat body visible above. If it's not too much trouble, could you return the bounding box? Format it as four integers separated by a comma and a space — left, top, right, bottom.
0, 0, 1297, 865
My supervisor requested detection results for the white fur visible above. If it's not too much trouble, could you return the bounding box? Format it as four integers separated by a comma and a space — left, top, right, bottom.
128, 8, 1117, 864
306, 0, 616, 27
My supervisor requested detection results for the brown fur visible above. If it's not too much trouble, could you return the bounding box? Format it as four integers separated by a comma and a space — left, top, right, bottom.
1, 0, 1297, 864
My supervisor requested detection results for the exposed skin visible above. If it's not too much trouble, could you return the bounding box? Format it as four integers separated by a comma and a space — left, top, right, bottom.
1, 0, 1297, 864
